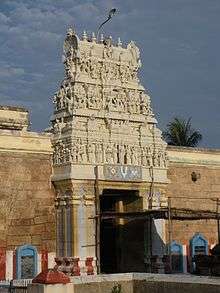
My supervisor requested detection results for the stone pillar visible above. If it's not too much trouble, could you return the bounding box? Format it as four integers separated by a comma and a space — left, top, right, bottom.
6, 250, 13, 280
54, 182, 96, 275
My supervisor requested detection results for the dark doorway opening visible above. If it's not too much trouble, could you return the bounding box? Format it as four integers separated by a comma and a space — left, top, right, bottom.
100, 189, 145, 273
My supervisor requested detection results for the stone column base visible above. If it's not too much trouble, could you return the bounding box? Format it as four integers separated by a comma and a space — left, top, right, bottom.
54, 257, 96, 276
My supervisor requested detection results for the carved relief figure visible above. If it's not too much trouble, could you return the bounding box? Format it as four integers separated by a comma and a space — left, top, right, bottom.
53, 118, 61, 134
119, 144, 126, 164
120, 65, 128, 83
87, 143, 96, 163
70, 141, 78, 163
153, 149, 159, 167
53, 144, 59, 165
63, 27, 79, 61
136, 147, 142, 165
80, 59, 90, 75
140, 92, 153, 116
164, 152, 169, 168
147, 146, 153, 167
65, 147, 71, 163
120, 90, 127, 111
157, 149, 163, 167
108, 89, 118, 111
105, 144, 114, 164
127, 41, 141, 68
127, 90, 137, 114
112, 143, 118, 164
96, 86, 103, 109
74, 84, 86, 109
95, 143, 103, 163
142, 146, 148, 166
130, 65, 139, 82
103, 40, 113, 59
117, 90, 126, 112
53, 93, 59, 111
131, 146, 138, 165
126, 145, 132, 165
78, 140, 86, 163
90, 59, 100, 79
107, 62, 116, 80
87, 85, 96, 109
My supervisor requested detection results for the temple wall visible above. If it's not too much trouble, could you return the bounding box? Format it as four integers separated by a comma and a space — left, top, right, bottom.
1, 125, 220, 260
2, 130, 220, 263
167, 146, 220, 246
0, 127, 56, 252
1, 105, 220, 275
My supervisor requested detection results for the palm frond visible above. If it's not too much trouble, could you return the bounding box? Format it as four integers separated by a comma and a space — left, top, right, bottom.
163, 117, 202, 147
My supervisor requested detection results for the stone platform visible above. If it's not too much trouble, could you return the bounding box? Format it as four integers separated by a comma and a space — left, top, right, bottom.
28, 273, 220, 293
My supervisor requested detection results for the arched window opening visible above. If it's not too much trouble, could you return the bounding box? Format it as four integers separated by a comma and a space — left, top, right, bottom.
190, 233, 208, 272
16, 244, 38, 279
168, 241, 183, 273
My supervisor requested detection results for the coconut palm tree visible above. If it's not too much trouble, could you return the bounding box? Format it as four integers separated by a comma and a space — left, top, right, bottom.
163, 117, 202, 147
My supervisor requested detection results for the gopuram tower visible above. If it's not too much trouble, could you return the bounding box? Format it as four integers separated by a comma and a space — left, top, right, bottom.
51, 28, 169, 274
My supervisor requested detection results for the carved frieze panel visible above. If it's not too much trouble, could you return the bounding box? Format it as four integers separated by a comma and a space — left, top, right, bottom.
52, 137, 168, 168
53, 81, 153, 117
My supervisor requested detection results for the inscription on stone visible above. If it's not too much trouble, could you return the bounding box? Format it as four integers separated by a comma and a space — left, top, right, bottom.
104, 165, 142, 181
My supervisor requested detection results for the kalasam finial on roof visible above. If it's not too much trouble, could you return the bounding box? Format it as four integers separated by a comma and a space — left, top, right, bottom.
82, 30, 87, 41
117, 37, 122, 47
67, 27, 75, 36
92, 32, 96, 42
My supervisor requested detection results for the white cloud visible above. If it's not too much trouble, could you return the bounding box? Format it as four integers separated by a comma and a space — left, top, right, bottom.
0, 65, 25, 78
0, 12, 9, 24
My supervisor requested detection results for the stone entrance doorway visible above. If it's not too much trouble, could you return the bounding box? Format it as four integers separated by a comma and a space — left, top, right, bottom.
100, 189, 145, 273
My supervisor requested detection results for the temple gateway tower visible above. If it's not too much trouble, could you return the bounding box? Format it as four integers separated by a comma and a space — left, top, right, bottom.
51, 28, 169, 274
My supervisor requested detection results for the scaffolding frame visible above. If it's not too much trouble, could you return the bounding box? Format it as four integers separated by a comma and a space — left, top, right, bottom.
97, 196, 220, 273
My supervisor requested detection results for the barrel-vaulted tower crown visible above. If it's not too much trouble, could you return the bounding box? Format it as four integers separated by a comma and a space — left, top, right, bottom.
51, 28, 168, 183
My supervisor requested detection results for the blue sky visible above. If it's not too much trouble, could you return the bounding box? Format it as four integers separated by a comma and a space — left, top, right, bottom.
0, 0, 220, 147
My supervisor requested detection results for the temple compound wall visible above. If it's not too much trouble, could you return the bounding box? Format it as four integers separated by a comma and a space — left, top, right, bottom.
1, 105, 220, 277
168, 146, 220, 244
0, 106, 56, 279
166, 146, 220, 273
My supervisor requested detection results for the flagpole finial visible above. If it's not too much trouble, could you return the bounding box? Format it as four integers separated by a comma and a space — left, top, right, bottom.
96, 8, 117, 41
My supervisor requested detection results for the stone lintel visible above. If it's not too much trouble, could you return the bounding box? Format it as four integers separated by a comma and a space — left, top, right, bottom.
52, 164, 169, 184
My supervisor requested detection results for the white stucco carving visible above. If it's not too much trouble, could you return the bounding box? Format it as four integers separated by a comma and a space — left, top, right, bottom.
51, 29, 168, 182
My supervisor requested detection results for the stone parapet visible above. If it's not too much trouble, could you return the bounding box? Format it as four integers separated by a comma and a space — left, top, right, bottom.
0, 130, 52, 154
52, 164, 169, 183
168, 146, 220, 166
0, 105, 29, 131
